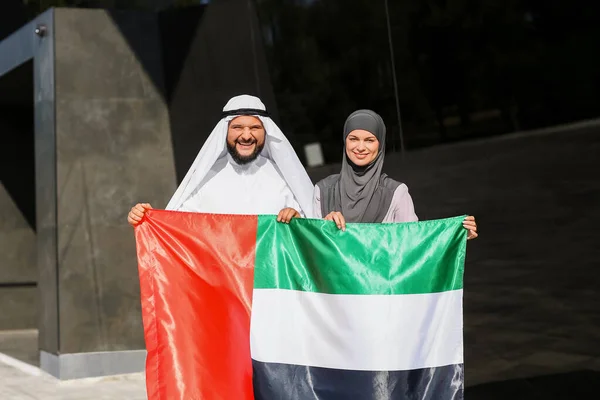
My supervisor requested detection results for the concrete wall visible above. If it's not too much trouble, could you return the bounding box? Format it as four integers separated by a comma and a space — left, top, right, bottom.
50, 8, 176, 355
46, 2, 280, 356
0, 3, 281, 377
158, 0, 280, 182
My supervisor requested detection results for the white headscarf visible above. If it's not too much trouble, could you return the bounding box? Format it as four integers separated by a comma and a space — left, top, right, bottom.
166, 95, 315, 217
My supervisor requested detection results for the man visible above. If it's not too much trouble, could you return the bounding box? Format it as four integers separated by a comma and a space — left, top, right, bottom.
128, 95, 314, 226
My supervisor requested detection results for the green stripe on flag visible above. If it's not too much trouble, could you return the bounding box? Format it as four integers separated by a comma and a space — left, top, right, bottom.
254, 216, 467, 295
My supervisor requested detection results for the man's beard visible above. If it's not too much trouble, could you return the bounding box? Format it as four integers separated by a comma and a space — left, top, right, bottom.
227, 139, 264, 165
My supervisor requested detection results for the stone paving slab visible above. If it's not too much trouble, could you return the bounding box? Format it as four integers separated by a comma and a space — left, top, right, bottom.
0, 361, 146, 400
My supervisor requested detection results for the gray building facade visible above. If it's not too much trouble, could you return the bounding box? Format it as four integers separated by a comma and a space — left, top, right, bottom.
0, 0, 277, 379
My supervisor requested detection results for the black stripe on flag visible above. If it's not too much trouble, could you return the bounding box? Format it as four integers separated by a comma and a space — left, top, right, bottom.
253, 360, 464, 400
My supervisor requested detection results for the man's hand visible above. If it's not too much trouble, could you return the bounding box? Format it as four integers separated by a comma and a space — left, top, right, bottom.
463, 216, 478, 240
128, 203, 152, 227
277, 207, 300, 224
325, 211, 346, 231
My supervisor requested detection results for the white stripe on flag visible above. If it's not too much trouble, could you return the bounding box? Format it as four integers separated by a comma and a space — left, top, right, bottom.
250, 289, 463, 371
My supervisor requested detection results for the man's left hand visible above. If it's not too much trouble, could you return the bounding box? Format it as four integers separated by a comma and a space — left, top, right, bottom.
463, 216, 478, 240
277, 208, 301, 224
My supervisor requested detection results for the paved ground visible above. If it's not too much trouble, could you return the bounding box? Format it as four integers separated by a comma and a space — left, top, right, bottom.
0, 362, 146, 399
1, 120, 599, 398
0, 330, 146, 399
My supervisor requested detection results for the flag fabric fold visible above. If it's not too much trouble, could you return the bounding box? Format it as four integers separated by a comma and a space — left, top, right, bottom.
135, 210, 467, 400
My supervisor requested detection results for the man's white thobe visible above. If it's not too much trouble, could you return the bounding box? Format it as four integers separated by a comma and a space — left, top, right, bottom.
178, 154, 302, 215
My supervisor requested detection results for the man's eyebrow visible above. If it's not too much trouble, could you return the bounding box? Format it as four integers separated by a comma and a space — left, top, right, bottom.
230, 124, 263, 128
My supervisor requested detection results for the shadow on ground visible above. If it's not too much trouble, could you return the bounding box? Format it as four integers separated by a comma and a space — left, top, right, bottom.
466, 370, 600, 399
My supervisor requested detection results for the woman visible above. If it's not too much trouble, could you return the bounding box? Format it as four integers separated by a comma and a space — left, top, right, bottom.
313, 109, 478, 238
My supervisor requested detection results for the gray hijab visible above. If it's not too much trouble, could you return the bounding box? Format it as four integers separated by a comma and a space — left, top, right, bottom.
317, 109, 400, 223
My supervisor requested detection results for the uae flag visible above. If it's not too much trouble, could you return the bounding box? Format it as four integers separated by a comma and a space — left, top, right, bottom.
135, 210, 467, 400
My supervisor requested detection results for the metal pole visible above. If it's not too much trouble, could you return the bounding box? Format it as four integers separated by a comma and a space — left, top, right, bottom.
384, 0, 405, 156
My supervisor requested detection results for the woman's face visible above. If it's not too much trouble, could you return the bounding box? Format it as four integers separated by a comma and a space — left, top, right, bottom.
345, 129, 379, 166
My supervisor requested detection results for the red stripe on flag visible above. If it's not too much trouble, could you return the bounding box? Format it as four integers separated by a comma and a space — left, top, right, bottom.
135, 210, 256, 400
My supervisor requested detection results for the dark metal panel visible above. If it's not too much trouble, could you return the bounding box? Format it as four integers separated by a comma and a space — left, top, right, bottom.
0, 19, 35, 77
32, 9, 59, 355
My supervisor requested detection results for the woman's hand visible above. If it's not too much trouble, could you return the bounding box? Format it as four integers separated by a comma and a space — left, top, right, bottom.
277, 207, 301, 223
325, 211, 346, 231
463, 216, 478, 240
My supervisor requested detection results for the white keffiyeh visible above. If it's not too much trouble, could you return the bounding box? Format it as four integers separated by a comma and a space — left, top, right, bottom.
166, 95, 314, 217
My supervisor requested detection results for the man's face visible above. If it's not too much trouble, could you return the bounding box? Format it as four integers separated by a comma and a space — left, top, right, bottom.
226, 116, 266, 164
